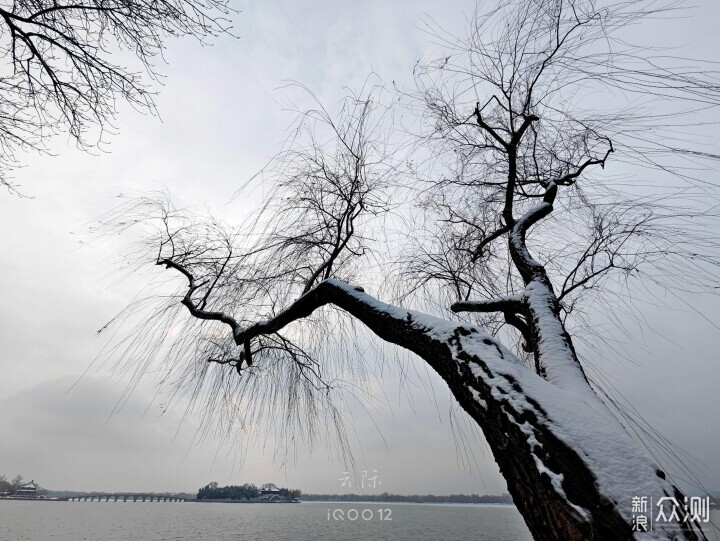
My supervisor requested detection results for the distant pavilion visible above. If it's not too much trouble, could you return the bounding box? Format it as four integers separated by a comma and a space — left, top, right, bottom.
14, 481, 41, 498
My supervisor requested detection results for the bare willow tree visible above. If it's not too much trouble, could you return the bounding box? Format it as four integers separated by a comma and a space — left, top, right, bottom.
0, 0, 232, 193
96, 1, 720, 540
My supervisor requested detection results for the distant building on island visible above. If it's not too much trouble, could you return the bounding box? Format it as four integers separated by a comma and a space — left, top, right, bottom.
13, 481, 42, 498
258, 487, 283, 502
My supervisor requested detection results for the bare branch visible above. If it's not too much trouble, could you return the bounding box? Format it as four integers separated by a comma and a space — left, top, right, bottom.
159, 258, 241, 338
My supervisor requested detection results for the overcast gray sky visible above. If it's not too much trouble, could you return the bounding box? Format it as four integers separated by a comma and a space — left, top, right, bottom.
0, 0, 718, 496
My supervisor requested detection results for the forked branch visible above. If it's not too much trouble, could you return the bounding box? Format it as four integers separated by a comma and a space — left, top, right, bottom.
158, 258, 240, 337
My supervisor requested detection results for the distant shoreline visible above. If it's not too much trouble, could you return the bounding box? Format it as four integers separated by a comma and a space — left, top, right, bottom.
191, 499, 298, 504
0, 497, 66, 502
300, 493, 515, 505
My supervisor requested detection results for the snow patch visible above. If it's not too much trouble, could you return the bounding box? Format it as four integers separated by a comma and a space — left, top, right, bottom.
469, 388, 487, 410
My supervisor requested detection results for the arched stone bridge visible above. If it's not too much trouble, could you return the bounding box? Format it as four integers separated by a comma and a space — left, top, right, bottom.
67, 494, 186, 502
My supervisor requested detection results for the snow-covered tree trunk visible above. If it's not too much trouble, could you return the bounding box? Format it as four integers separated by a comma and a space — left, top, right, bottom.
146, 125, 709, 541
153, 185, 709, 539
439, 185, 705, 540
268, 279, 704, 541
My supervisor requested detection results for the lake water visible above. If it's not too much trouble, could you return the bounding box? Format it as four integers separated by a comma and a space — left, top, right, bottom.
0, 500, 718, 540
1, 500, 532, 540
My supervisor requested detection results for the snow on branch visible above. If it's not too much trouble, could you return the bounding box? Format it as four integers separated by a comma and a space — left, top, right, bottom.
450, 294, 524, 314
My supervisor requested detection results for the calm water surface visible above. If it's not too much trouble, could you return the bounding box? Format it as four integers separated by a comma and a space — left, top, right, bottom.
1, 500, 532, 541
1, 500, 718, 540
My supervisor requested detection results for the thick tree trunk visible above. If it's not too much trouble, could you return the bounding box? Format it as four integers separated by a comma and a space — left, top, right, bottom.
172, 263, 706, 540
279, 280, 707, 541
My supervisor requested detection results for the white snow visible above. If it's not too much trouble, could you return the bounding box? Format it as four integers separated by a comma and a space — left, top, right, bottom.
523, 280, 601, 403
469, 388, 488, 410
455, 293, 525, 309
509, 202, 552, 269
458, 331, 697, 539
